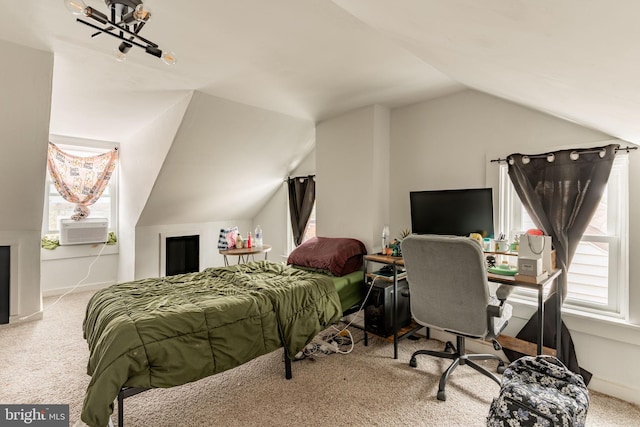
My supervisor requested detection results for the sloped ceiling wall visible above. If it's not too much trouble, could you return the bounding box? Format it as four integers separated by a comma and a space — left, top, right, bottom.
118, 91, 193, 282
137, 91, 315, 226
0, 39, 53, 317
333, 0, 640, 144
0, 40, 52, 231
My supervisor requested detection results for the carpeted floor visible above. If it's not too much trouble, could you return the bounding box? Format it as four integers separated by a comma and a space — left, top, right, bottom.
1, 290, 639, 426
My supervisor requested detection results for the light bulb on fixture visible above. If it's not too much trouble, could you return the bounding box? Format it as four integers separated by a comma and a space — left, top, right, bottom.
145, 47, 177, 65
133, 4, 151, 22
161, 51, 177, 65
122, 3, 152, 24
66, 0, 175, 63
113, 48, 127, 62
64, 0, 88, 16
113, 41, 132, 62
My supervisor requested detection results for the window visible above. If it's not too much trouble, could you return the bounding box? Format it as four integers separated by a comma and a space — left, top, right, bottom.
302, 202, 316, 242
498, 154, 628, 317
43, 142, 118, 235
286, 199, 316, 254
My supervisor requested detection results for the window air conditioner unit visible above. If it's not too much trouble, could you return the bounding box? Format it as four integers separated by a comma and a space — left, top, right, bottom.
59, 218, 109, 245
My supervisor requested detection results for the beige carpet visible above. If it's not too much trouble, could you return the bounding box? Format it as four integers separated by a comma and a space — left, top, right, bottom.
1, 290, 639, 427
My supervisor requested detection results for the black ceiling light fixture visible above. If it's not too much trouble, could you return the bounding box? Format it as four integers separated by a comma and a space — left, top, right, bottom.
64, 0, 177, 65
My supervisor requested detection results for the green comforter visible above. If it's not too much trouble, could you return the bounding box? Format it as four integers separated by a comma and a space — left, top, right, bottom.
81, 261, 342, 427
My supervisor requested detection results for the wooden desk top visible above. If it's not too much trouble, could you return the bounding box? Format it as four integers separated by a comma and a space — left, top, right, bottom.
488, 268, 562, 289
365, 253, 561, 289
363, 253, 403, 265
219, 245, 272, 256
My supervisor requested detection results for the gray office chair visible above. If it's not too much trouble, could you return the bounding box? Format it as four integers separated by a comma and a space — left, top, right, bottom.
401, 234, 512, 401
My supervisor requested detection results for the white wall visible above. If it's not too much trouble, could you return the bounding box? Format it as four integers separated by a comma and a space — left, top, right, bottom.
315, 105, 390, 251
253, 147, 317, 262
135, 220, 252, 280
136, 91, 315, 227
389, 90, 611, 237
132, 91, 314, 278
388, 89, 640, 403
0, 40, 53, 320
119, 92, 193, 282
40, 135, 122, 296
40, 245, 118, 296
139, 146, 316, 275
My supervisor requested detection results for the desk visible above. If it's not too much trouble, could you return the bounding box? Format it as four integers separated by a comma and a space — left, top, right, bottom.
363, 254, 423, 359
488, 268, 563, 358
364, 253, 563, 360
220, 245, 272, 266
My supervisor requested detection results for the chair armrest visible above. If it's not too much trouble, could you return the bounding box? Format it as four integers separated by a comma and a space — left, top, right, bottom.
487, 296, 513, 338
487, 297, 505, 318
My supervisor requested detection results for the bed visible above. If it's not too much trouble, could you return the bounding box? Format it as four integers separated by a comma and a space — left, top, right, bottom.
81, 237, 366, 427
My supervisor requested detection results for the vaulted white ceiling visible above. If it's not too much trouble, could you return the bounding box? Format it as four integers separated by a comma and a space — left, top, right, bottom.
3, 0, 640, 227
1, 1, 638, 143
335, 0, 640, 144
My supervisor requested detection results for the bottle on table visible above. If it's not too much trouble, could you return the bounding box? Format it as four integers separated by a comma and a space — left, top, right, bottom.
254, 225, 263, 247
382, 225, 390, 255
247, 232, 252, 248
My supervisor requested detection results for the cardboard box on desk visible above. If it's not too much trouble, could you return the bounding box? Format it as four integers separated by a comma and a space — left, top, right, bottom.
518, 257, 543, 276
514, 272, 549, 284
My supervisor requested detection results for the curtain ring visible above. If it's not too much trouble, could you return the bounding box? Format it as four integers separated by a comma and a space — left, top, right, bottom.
546, 153, 555, 162
521, 156, 530, 165
599, 148, 606, 158
508, 157, 514, 165
570, 151, 580, 161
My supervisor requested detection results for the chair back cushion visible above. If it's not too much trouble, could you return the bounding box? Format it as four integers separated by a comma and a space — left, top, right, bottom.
401, 234, 490, 337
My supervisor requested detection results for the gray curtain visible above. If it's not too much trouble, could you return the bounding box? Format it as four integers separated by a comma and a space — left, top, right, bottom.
504, 143, 619, 384
288, 175, 315, 246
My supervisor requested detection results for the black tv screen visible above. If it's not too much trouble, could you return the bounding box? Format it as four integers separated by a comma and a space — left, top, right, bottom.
410, 188, 494, 238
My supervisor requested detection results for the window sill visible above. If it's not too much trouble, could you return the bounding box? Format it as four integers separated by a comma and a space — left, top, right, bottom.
508, 297, 640, 347
41, 242, 119, 261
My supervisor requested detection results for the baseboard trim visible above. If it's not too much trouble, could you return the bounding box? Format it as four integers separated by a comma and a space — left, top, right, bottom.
42, 281, 115, 298
4, 311, 44, 325
587, 377, 640, 405
425, 329, 639, 405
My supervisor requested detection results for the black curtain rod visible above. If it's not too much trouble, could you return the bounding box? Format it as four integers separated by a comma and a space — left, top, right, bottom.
490, 146, 637, 163
283, 174, 316, 182
49, 142, 118, 151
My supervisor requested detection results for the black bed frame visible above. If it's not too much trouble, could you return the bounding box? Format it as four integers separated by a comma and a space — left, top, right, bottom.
116, 302, 363, 426
116, 349, 293, 426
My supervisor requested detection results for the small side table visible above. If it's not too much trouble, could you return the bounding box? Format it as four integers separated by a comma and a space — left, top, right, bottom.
220, 245, 272, 266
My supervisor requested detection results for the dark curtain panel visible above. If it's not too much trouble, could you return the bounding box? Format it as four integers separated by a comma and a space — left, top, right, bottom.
288, 175, 316, 246
504, 143, 619, 385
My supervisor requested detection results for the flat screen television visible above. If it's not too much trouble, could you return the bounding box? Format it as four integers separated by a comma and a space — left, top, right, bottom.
409, 188, 494, 238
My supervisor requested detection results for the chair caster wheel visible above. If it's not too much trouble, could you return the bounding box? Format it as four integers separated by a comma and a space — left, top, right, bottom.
497, 361, 506, 374
444, 342, 455, 353
409, 357, 417, 368
437, 390, 446, 401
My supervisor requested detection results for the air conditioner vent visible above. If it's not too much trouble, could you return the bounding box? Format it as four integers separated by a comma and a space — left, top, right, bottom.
59, 218, 109, 245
